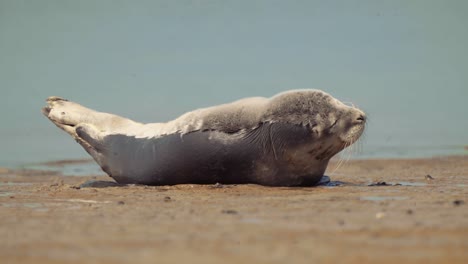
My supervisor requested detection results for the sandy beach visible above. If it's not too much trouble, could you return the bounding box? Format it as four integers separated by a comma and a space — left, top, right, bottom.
1, 156, 467, 264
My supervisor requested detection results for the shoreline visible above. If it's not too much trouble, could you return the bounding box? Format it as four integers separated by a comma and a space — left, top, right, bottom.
1, 156, 467, 263
1, 154, 465, 180
2, 153, 467, 172
1, 143, 466, 170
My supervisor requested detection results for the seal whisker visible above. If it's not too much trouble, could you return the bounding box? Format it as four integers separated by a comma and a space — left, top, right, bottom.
328, 141, 349, 176
341, 142, 353, 173
346, 141, 354, 165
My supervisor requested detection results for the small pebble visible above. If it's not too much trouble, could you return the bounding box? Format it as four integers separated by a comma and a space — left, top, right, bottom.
453, 200, 464, 206
368, 182, 389, 186
164, 196, 171, 202
117, 201, 125, 205
375, 212, 386, 219
425, 174, 434, 180
222, 209, 238, 215
406, 209, 413, 215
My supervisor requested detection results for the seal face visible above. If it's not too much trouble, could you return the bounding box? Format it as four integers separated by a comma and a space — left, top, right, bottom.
42, 89, 366, 186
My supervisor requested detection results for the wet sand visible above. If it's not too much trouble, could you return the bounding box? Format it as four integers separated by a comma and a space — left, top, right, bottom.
1, 156, 467, 264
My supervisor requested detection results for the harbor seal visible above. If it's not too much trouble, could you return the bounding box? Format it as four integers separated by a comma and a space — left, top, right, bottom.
42, 89, 366, 186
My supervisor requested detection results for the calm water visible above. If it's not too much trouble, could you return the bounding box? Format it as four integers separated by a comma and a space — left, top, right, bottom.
1, 1, 467, 169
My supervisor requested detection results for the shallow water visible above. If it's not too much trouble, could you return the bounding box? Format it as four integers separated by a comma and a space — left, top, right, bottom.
396, 182, 427, 187
360, 196, 409, 201
0, 182, 33, 187
23, 161, 104, 176
0, 191, 15, 197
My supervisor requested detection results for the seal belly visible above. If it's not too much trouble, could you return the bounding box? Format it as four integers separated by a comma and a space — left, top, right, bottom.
101, 131, 256, 185
100, 123, 326, 186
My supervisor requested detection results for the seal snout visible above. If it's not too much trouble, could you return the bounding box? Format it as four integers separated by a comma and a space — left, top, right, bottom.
356, 114, 366, 123
351, 107, 367, 125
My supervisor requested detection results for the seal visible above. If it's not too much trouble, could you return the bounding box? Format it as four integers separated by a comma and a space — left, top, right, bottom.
42, 89, 366, 186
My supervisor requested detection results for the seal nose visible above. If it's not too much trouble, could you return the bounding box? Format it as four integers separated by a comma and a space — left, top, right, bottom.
356, 114, 366, 123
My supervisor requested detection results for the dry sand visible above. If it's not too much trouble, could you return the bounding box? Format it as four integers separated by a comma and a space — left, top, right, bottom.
1, 156, 467, 264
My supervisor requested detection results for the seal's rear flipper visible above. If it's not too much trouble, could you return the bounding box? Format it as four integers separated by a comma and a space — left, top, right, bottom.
75, 124, 105, 152
42, 96, 140, 133
42, 96, 102, 128
42, 97, 110, 161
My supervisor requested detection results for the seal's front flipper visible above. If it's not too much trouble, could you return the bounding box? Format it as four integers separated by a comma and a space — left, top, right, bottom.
317, 175, 331, 185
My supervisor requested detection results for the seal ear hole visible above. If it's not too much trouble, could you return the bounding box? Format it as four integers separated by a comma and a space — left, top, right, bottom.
306, 123, 319, 135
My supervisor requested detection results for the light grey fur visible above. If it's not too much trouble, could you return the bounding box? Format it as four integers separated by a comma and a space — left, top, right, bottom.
42, 89, 366, 186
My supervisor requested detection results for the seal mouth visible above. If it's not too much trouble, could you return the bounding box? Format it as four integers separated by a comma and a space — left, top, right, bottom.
342, 123, 365, 146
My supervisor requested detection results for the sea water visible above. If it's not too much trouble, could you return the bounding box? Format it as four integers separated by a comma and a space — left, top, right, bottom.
1, 1, 467, 169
